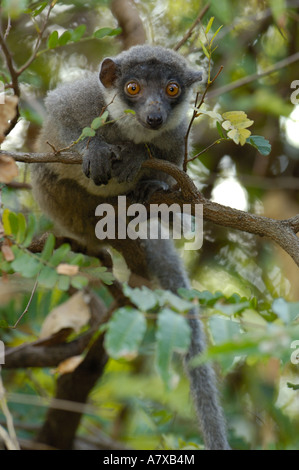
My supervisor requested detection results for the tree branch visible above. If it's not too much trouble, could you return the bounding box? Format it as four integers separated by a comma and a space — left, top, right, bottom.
111, 0, 146, 49
5, 149, 299, 268
208, 51, 299, 98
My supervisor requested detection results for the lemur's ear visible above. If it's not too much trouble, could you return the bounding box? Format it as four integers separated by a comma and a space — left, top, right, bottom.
188, 70, 203, 85
99, 58, 119, 88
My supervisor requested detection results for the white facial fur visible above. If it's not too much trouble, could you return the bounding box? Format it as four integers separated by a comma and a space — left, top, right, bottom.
99, 83, 194, 144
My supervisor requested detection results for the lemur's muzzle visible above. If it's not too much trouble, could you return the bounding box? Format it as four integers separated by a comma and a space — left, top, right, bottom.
146, 112, 163, 129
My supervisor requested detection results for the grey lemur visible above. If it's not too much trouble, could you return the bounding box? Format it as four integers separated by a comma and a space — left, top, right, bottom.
31, 45, 230, 450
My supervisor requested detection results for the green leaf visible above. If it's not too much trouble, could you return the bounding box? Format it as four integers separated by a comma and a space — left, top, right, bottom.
2, 209, 12, 235
57, 274, 71, 291
98, 270, 114, 285
23, 256, 42, 278
38, 265, 58, 288
287, 382, 299, 390
32, 2, 48, 17
191, 335, 258, 369
246, 135, 271, 156
47, 30, 59, 49
41, 233, 55, 261
105, 307, 147, 359
156, 309, 191, 388
8, 211, 19, 237
16, 213, 27, 244
69, 253, 85, 266
123, 285, 158, 311
209, 316, 241, 345
272, 298, 299, 324
81, 127, 96, 138
50, 243, 71, 266
178, 288, 223, 306
58, 30, 72, 46
205, 17, 214, 35
11, 251, 40, 278
199, 39, 210, 59
216, 121, 225, 138
210, 25, 223, 47
214, 301, 250, 316
70, 24, 86, 42
93, 27, 122, 39
84, 266, 114, 285
91, 111, 108, 129
156, 290, 193, 312
23, 213, 37, 247
70, 275, 89, 289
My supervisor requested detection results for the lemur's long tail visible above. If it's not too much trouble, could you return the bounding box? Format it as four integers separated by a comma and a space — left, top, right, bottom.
143, 237, 230, 450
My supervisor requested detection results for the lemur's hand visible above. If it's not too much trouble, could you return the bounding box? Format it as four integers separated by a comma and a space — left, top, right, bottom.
111, 142, 147, 183
82, 142, 122, 185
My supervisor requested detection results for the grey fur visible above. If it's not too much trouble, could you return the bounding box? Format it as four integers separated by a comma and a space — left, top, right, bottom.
31, 45, 230, 449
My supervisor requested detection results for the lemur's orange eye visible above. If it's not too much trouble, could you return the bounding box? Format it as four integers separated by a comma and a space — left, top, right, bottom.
166, 82, 180, 97
125, 81, 141, 95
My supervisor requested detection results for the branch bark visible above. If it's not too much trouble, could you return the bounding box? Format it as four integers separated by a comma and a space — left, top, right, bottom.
110, 0, 146, 49
4, 149, 299, 268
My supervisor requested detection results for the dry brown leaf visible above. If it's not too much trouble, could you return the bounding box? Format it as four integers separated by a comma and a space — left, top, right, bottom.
1, 243, 15, 261
39, 291, 91, 339
56, 355, 84, 375
56, 263, 79, 276
0, 95, 18, 143
0, 154, 19, 183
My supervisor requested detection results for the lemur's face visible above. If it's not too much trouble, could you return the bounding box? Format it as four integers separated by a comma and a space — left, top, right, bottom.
119, 63, 184, 130
99, 50, 202, 140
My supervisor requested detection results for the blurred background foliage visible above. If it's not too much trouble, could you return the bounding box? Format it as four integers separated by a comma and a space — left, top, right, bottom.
1, 0, 299, 451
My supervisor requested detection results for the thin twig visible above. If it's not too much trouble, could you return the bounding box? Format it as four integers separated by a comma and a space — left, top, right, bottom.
187, 138, 226, 163
173, 3, 211, 51
16, 2, 55, 76
183, 65, 223, 171
9, 278, 39, 329
3, 15, 11, 40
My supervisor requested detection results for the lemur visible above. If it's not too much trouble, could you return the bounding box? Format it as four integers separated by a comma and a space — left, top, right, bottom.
31, 45, 230, 450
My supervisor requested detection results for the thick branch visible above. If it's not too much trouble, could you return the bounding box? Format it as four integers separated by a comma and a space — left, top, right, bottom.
0, 150, 82, 164
5, 149, 299, 267
4, 289, 109, 369
111, 0, 146, 49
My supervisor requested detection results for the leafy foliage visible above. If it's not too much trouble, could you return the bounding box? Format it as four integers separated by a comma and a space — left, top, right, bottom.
105, 286, 192, 389
0, 209, 114, 300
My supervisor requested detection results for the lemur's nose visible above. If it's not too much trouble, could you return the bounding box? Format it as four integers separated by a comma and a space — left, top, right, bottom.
146, 113, 163, 129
